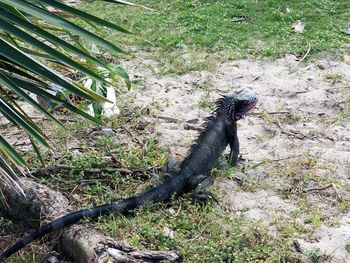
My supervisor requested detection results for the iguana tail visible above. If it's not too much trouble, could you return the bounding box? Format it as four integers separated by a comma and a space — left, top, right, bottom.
0, 175, 187, 261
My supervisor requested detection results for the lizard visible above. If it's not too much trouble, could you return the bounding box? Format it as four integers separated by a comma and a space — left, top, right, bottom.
0, 92, 257, 261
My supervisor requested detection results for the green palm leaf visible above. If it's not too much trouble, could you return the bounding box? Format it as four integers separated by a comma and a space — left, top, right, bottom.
0, 135, 27, 166
1, 0, 126, 54
0, 9, 111, 70
0, 17, 106, 82
0, 38, 106, 102
0, 0, 136, 188
37, 0, 131, 34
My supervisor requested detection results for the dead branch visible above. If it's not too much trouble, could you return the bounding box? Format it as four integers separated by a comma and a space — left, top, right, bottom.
129, 250, 183, 261
28, 165, 132, 177
183, 123, 203, 131
251, 111, 291, 116
305, 184, 332, 193
0, 178, 182, 262
119, 125, 145, 147
28, 165, 160, 180
150, 115, 179, 123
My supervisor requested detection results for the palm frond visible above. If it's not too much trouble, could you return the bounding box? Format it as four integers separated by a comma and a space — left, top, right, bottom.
0, 0, 134, 189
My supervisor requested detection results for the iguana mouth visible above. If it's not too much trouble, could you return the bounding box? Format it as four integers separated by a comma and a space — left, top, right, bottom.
234, 97, 257, 121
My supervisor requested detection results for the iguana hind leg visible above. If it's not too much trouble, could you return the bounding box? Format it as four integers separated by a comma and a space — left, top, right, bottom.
188, 174, 217, 203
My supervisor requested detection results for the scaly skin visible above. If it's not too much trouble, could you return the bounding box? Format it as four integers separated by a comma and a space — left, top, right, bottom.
0, 92, 257, 261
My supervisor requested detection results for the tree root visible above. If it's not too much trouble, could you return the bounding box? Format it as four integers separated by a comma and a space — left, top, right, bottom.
0, 178, 182, 262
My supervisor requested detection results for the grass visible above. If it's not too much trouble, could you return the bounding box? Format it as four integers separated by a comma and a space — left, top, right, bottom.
80, 0, 350, 60
2, 1, 350, 261
1, 119, 301, 262
97, 200, 299, 262
323, 72, 344, 84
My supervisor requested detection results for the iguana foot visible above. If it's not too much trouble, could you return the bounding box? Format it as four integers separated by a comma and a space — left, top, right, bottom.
188, 174, 217, 204
192, 192, 218, 204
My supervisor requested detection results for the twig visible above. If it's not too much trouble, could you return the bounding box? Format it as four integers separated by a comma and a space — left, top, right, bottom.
28, 165, 159, 177
305, 184, 332, 193
325, 85, 350, 92
28, 116, 77, 122
332, 183, 342, 201
77, 178, 111, 187
281, 130, 306, 139
274, 118, 306, 139
119, 126, 144, 147
274, 117, 283, 129
250, 72, 264, 82
251, 111, 291, 116
129, 250, 182, 262
292, 42, 311, 70
107, 150, 121, 167
270, 155, 303, 162
231, 177, 243, 185
175, 203, 182, 217
183, 123, 202, 131
150, 115, 179, 123
251, 155, 303, 168
231, 16, 250, 22
264, 85, 349, 97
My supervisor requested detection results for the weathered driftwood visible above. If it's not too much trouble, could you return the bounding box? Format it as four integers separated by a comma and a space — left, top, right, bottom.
0, 178, 182, 262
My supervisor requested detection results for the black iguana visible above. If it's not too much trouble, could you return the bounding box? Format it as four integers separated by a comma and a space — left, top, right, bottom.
0, 92, 257, 261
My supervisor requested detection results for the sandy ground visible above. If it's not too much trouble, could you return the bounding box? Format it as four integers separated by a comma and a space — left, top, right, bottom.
1, 52, 349, 262
120, 53, 350, 262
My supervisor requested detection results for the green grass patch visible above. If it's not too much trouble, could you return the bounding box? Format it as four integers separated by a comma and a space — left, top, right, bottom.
80, 0, 350, 59
11, 121, 303, 262
97, 199, 299, 262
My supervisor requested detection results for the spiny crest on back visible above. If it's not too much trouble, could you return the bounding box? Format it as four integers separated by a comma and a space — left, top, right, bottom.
179, 94, 235, 169
179, 92, 257, 169
215, 92, 258, 120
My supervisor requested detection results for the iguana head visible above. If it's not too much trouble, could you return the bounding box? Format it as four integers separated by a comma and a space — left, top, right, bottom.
218, 92, 258, 121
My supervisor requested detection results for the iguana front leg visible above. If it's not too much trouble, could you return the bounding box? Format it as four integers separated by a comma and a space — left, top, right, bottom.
229, 131, 239, 166
188, 174, 216, 203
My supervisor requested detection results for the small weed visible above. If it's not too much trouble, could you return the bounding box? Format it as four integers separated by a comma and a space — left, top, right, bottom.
275, 216, 306, 238
324, 73, 344, 85
338, 96, 350, 123
260, 111, 274, 125
335, 200, 350, 212
308, 248, 323, 263
116, 138, 166, 170
311, 211, 323, 228
163, 51, 216, 74
278, 112, 303, 125
198, 90, 214, 110
98, 199, 299, 262
95, 135, 118, 149
345, 243, 350, 253
70, 151, 108, 177
301, 151, 318, 168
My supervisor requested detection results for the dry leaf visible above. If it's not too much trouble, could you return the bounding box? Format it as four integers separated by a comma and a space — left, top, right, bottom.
343, 55, 350, 65
163, 226, 175, 239
292, 21, 305, 34
342, 28, 350, 35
